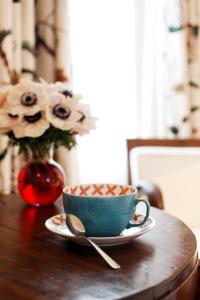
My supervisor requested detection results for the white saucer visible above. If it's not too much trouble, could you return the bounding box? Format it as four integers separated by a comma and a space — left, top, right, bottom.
45, 213, 155, 247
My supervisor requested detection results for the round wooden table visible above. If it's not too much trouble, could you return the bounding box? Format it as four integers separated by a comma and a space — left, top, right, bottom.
0, 194, 198, 300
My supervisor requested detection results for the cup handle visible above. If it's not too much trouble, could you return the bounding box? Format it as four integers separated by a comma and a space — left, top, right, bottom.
127, 198, 150, 228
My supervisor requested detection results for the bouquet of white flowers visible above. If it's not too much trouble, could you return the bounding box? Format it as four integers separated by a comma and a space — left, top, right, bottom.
0, 79, 96, 160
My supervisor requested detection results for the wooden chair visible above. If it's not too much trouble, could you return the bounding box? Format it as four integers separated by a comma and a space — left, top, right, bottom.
127, 138, 200, 184
127, 138, 200, 210
127, 138, 200, 300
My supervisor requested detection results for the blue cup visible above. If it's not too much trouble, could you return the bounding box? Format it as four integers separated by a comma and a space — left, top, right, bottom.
63, 183, 150, 237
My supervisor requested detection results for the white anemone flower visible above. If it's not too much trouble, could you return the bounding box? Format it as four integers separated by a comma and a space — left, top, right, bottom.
13, 111, 50, 138
46, 92, 79, 130
6, 79, 48, 116
48, 82, 82, 101
0, 88, 22, 133
72, 103, 97, 135
0, 109, 22, 133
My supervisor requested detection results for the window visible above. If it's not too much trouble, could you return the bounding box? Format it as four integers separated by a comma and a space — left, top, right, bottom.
70, 0, 137, 183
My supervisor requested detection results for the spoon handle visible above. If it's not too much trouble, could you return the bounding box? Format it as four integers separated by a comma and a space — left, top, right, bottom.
85, 237, 121, 269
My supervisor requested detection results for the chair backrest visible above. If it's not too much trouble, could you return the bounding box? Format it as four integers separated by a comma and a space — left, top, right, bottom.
127, 139, 200, 230
127, 139, 200, 184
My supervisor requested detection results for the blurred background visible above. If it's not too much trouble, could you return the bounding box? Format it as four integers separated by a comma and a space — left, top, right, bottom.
70, 0, 196, 184
0, 0, 199, 188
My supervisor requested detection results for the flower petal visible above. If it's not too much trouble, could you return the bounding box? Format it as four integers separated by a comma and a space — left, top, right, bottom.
13, 111, 49, 138
46, 92, 79, 130
6, 79, 47, 115
72, 103, 97, 135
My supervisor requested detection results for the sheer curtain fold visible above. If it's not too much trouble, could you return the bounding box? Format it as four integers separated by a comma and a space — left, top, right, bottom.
35, 0, 55, 82
0, 0, 79, 194
135, 0, 198, 139
12, 0, 22, 190
21, 0, 35, 84
54, 0, 80, 185
0, 0, 13, 194
136, 0, 169, 138
69, 0, 199, 184
185, 0, 200, 137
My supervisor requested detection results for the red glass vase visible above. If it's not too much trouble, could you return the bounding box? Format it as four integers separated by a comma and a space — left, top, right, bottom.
17, 158, 65, 206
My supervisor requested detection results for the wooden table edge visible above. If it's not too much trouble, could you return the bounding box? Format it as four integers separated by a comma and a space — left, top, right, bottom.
122, 239, 198, 300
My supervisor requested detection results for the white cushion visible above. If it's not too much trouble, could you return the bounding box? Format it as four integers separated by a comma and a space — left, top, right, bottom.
130, 146, 200, 232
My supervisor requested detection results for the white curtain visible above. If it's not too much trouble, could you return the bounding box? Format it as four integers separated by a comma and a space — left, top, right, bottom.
0, 0, 12, 194
134, 0, 167, 137
0, 0, 79, 194
69, 0, 137, 184
69, 0, 194, 184
133, 0, 189, 138
69, 0, 170, 184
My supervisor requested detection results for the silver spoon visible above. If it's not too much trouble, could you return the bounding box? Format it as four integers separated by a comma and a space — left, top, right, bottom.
66, 214, 120, 269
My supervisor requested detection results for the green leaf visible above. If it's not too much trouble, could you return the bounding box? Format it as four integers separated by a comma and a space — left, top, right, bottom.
22, 41, 36, 56
189, 81, 199, 88
0, 30, 11, 43
188, 24, 199, 37
182, 116, 189, 123
0, 147, 8, 161
7, 126, 76, 160
35, 36, 55, 57
22, 68, 38, 79
168, 26, 183, 33
191, 106, 199, 113
169, 126, 179, 135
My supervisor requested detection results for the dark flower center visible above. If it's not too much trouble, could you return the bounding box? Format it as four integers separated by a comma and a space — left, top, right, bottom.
61, 90, 73, 98
24, 112, 41, 123
21, 92, 37, 106
53, 104, 71, 119
78, 111, 86, 122
8, 113, 18, 119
